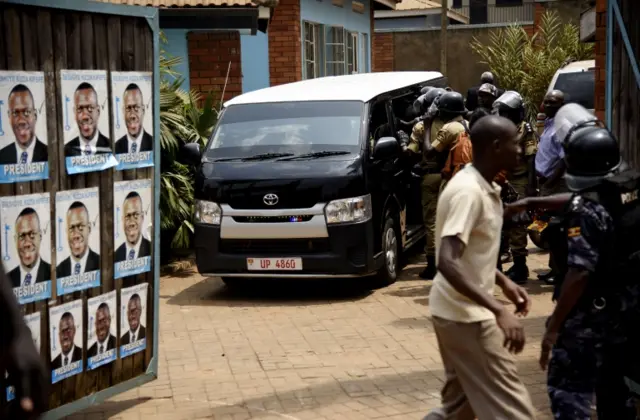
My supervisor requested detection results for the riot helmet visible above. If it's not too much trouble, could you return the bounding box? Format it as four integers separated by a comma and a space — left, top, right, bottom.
420, 86, 434, 95
437, 91, 467, 119
492, 90, 525, 124
477, 83, 498, 109
554, 103, 622, 192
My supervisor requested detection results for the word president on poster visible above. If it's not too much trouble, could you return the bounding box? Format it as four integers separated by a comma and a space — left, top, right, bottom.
111, 72, 154, 170
59, 70, 117, 175
49, 299, 83, 384
0, 193, 52, 304
0, 71, 48, 183
114, 179, 152, 279
55, 187, 101, 295
87, 290, 117, 370
120, 283, 148, 359
6, 312, 40, 402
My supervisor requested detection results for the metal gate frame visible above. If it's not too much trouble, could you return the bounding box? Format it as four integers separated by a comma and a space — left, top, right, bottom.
605, 0, 640, 127
4, 0, 161, 418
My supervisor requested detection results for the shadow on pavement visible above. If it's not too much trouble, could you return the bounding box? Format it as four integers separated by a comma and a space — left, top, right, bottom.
68, 397, 152, 419
165, 276, 375, 307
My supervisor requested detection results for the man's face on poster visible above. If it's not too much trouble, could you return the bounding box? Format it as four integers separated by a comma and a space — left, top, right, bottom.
123, 89, 144, 138
9, 90, 37, 148
95, 306, 111, 342
123, 196, 143, 246
66, 206, 90, 259
127, 298, 141, 332
59, 316, 75, 354
74, 88, 100, 140
15, 212, 41, 268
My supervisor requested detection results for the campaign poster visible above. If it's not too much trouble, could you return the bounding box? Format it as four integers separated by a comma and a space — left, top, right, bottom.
111, 72, 154, 170
120, 283, 148, 359
87, 290, 117, 370
0, 71, 49, 183
59, 70, 117, 175
0, 193, 52, 304
49, 299, 83, 384
6, 312, 40, 401
113, 179, 152, 279
55, 187, 101, 295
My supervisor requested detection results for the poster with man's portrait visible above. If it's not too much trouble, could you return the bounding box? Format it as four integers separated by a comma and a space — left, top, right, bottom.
60, 70, 117, 175
111, 72, 154, 170
87, 290, 117, 370
0, 193, 52, 304
120, 283, 147, 359
49, 299, 83, 384
6, 312, 40, 401
113, 179, 152, 279
55, 187, 101, 295
0, 71, 48, 183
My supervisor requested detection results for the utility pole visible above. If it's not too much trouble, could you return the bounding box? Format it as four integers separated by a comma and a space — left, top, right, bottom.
440, 0, 448, 76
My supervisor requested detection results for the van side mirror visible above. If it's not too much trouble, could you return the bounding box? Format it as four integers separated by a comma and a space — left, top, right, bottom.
373, 136, 399, 160
181, 143, 202, 166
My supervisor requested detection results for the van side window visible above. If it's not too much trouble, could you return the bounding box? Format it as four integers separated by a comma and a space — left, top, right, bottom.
390, 94, 416, 133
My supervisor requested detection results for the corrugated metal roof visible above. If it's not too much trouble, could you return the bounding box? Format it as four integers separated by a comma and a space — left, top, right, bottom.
92, 0, 265, 8
396, 0, 440, 11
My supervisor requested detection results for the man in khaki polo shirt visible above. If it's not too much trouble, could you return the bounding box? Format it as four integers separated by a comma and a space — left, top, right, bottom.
425, 115, 536, 420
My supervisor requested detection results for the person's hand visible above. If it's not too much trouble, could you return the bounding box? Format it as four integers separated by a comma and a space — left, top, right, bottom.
6, 327, 48, 419
539, 329, 558, 371
496, 307, 526, 354
501, 281, 531, 317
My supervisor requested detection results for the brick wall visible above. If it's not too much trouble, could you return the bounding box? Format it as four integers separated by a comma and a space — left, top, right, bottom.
594, 0, 607, 121
268, 0, 302, 86
188, 31, 242, 101
373, 33, 394, 72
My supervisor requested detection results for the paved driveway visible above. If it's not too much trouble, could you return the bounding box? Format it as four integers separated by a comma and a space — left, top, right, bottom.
69, 247, 557, 420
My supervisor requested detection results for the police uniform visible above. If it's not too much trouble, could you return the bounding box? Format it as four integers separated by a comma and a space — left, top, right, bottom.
547, 195, 638, 420
433, 115, 467, 193
506, 121, 537, 259
408, 117, 444, 258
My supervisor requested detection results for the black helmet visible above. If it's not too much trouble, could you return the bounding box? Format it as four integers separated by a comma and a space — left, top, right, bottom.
412, 94, 428, 116
555, 103, 622, 191
424, 88, 446, 109
420, 86, 434, 95
437, 91, 467, 115
492, 90, 525, 123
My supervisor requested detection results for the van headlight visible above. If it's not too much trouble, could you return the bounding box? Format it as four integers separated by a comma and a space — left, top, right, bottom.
324, 194, 372, 224
194, 200, 222, 225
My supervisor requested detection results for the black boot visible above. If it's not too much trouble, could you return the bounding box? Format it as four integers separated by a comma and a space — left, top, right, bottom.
507, 256, 529, 285
419, 255, 437, 280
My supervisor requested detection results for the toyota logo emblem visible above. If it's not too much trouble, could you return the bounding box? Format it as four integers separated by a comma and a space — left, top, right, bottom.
263, 193, 279, 206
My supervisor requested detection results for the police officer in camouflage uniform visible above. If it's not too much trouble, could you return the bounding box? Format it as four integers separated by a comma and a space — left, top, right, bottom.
407, 88, 447, 279
493, 91, 538, 284
507, 103, 640, 419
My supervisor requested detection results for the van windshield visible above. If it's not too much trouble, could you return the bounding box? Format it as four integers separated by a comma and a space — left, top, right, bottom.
554, 70, 595, 109
206, 101, 364, 159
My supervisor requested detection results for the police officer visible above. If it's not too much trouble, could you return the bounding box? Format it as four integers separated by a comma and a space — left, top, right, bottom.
507, 103, 640, 419
407, 87, 447, 279
493, 91, 538, 284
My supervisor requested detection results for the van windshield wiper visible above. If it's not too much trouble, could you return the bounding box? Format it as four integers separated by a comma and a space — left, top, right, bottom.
277, 151, 352, 161
212, 152, 294, 162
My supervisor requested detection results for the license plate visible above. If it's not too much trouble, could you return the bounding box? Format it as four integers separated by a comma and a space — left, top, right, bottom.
246, 258, 302, 271
527, 220, 548, 233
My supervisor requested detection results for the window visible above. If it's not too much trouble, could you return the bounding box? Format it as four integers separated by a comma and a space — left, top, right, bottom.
452, 0, 462, 8
553, 71, 595, 110
303, 21, 321, 79
302, 21, 364, 79
325, 26, 346, 76
495, 0, 522, 5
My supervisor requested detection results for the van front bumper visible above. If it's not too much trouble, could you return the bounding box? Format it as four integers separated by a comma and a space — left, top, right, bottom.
193, 219, 381, 278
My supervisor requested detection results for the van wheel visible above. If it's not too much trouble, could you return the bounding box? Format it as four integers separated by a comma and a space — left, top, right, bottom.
376, 213, 399, 287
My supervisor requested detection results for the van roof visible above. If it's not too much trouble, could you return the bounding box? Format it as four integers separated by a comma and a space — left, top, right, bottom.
558, 60, 596, 73
224, 71, 444, 107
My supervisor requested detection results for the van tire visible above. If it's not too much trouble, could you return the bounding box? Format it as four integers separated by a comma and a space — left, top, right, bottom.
376, 213, 400, 287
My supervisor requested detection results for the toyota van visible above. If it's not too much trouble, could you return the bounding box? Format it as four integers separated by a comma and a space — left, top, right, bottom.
182, 71, 447, 287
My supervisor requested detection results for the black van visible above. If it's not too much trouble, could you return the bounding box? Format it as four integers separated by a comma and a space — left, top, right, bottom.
182, 71, 447, 286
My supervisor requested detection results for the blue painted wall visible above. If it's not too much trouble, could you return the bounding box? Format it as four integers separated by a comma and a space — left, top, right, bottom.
240, 32, 270, 93
300, 0, 372, 76
162, 29, 190, 91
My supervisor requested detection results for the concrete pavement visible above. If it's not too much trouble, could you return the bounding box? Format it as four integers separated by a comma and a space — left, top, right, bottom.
67, 246, 557, 420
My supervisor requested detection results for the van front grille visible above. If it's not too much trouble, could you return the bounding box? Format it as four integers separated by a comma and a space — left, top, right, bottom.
219, 239, 330, 254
